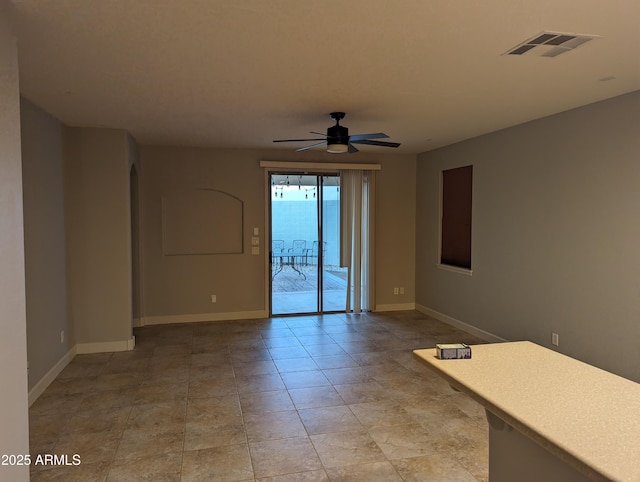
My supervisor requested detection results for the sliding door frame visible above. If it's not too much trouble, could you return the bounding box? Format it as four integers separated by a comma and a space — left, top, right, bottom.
266, 170, 339, 316
261, 162, 380, 317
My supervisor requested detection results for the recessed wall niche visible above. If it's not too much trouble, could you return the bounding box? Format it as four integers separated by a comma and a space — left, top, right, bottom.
161, 188, 244, 255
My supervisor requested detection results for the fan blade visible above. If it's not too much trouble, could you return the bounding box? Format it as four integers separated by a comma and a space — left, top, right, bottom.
309, 131, 327, 137
348, 133, 389, 141
350, 139, 400, 148
348, 143, 359, 153
273, 138, 325, 143
296, 141, 327, 152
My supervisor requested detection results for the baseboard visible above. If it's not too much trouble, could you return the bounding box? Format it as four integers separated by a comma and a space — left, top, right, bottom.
28, 346, 76, 407
132, 317, 142, 328
75, 338, 136, 354
415, 304, 507, 343
140, 310, 269, 326
374, 302, 416, 312
28, 336, 136, 406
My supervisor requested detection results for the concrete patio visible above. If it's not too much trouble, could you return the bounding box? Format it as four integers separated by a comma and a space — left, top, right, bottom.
271, 265, 348, 315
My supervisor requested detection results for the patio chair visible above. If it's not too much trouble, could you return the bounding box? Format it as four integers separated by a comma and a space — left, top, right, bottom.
272, 239, 285, 253
306, 241, 326, 265
271, 240, 285, 271
289, 239, 306, 264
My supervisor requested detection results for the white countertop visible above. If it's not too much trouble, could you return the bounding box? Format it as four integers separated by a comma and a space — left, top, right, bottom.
414, 341, 640, 481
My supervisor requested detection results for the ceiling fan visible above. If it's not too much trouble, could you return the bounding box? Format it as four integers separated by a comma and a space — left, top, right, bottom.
273, 112, 400, 154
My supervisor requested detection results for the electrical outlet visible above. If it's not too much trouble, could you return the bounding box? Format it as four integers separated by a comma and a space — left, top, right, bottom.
399, 287, 405, 295
552, 332, 559, 346
393, 287, 399, 295
210, 294, 217, 303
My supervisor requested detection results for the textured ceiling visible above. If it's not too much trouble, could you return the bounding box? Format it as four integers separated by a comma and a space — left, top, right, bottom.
10, 0, 640, 154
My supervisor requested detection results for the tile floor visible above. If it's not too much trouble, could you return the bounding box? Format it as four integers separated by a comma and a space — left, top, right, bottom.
29, 311, 489, 481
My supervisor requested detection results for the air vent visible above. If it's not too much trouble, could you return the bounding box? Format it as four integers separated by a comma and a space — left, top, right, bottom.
504, 31, 599, 58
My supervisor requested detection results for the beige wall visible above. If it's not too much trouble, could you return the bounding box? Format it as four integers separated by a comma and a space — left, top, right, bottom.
140, 147, 270, 320
416, 91, 640, 382
139, 146, 416, 320
19, 105, 137, 396
64, 127, 133, 346
0, 1, 30, 479
372, 153, 416, 308
20, 98, 73, 390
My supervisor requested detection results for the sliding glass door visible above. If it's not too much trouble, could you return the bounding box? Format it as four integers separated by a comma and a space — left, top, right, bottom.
270, 173, 347, 315
320, 175, 348, 312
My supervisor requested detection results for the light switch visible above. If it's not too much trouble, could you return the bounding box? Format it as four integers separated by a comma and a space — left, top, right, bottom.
253, 227, 259, 236
251, 236, 260, 246
251, 246, 260, 255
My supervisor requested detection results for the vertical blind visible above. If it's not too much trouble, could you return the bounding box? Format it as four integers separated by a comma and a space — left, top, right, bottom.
340, 170, 376, 312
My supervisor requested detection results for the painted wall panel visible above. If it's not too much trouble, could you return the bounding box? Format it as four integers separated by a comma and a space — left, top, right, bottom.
162, 189, 243, 255
64, 127, 133, 344
20, 98, 73, 390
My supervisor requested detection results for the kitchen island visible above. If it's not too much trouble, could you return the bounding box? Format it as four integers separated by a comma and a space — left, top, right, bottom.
414, 341, 640, 481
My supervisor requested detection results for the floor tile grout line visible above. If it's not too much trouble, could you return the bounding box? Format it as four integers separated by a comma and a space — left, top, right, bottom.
176, 330, 198, 480
230, 340, 258, 481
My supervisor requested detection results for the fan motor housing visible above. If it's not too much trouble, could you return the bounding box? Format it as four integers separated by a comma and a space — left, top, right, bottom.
327, 124, 349, 145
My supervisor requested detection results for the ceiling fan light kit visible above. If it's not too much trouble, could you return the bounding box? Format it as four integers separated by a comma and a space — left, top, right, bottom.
273, 112, 400, 154
327, 143, 349, 154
